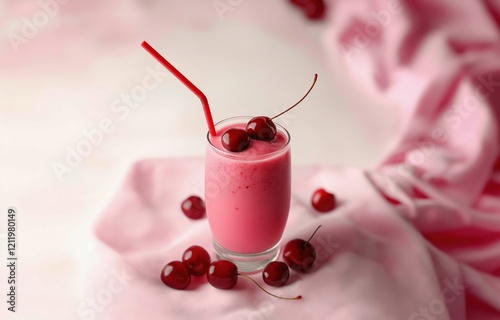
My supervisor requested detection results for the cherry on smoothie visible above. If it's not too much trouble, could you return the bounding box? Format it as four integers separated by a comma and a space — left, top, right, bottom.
181, 195, 206, 220
283, 225, 321, 273
221, 128, 251, 152
246, 116, 277, 141
247, 73, 318, 139
222, 74, 318, 151
160, 260, 191, 290
262, 261, 290, 287
311, 188, 336, 213
182, 245, 211, 276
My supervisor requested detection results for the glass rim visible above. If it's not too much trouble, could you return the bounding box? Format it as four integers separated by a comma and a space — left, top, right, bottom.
206, 116, 291, 160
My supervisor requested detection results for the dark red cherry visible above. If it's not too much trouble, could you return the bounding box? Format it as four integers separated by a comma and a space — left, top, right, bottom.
288, 0, 326, 20
207, 260, 238, 289
246, 116, 277, 141
262, 261, 290, 287
302, 0, 326, 20
181, 196, 206, 219
182, 245, 211, 276
283, 239, 316, 273
311, 188, 336, 213
283, 225, 321, 273
221, 128, 250, 152
160, 261, 191, 290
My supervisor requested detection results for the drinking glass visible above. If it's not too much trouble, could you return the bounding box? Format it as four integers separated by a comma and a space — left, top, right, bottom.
205, 116, 291, 272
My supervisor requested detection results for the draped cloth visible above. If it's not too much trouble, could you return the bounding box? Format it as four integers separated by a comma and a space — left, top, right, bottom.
93, 1, 500, 319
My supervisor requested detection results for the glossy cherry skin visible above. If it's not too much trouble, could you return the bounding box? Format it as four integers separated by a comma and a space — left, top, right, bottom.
311, 188, 336, 213
283, 239, 316, 273
160, 261, 191, 290
221, 128, 250, 152
181, 196, 206, 219
182, 245, 211, 276
262, 261, 290, 287
246, 116, 277, 141
207, 260, 238, 289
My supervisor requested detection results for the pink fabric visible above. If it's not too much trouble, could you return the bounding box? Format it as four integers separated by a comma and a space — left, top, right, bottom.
92, 0, 500, 319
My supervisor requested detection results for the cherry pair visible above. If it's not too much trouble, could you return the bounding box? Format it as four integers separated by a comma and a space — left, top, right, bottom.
160, 245, 211, 290
221, 74, 318, 153
209, 260, 302, 300
210, 257, 293, 290
264, 225, 322, 287
221, 116, 277, 152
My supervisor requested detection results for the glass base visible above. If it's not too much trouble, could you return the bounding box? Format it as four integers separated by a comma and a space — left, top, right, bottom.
213, 240, 281, 273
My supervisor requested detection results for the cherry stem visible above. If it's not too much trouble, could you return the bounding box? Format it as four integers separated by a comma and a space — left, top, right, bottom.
271, 74, 318, 120
237, 273, 302, 301
141, 41, 217, 136
303, 225, 322, 250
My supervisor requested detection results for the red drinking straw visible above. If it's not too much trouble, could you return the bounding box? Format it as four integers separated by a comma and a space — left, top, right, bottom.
141, 41, 217, 136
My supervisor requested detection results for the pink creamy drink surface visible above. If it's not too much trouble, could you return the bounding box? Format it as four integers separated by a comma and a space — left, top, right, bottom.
205, 122, 291, 254
210, 123, 288, 156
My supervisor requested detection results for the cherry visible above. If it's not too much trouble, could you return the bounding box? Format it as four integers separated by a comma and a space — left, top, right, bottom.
182, 245, 211, 276
181, 195, 206, 219
243, 73, 318, 143
262, 261, 290, 287
208, 260, 301, 300
311, 188, 336, 213
160, 261, 191, 290
288, 0, 326, 20
221, 128, 250, 152
302, 0, 326, 20
246, 116, 277, 141
283, 225, 321, 273
207, 260, 238, 289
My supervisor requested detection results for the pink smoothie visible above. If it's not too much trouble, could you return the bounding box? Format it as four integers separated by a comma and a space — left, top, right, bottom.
205, 119, 291, 254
